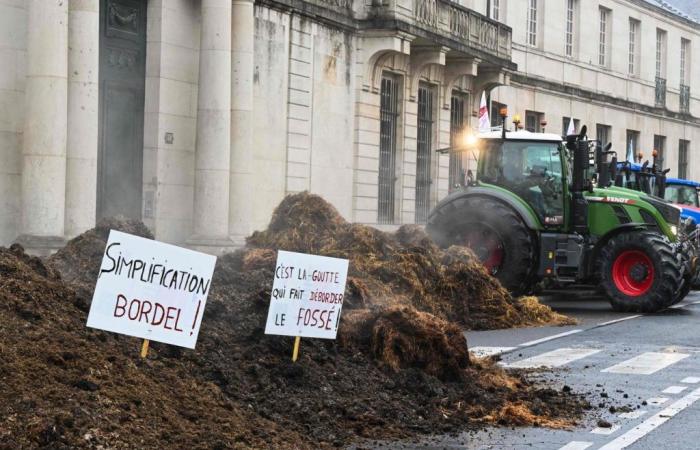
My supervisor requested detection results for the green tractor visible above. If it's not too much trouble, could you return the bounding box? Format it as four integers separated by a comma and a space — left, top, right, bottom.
427, 121, 689, 312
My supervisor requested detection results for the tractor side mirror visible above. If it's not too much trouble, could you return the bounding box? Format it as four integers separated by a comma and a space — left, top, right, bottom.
604, 142, 612, 152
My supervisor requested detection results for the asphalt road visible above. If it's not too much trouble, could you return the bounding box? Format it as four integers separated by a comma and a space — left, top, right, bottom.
369, 291, 700, 449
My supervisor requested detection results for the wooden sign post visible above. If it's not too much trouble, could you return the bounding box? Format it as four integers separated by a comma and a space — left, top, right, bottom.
292, 336, 301, 362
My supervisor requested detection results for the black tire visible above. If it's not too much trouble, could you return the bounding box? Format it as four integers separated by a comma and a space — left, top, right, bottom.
599, 231, 682, 312
427, 196, 536, 295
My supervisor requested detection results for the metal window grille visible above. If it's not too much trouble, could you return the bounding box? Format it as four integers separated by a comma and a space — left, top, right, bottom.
599, 8, 607, 66
655, 76, 666, 108
596, 124, 611, 147
449, 93, 466, 192
492, 0, 500, 21
629, 19, 637, 75
415, 84, 434, 224
525, 111, 539, 132
681, 84, 690, 114
378, 75, 399, 224
565, 0, 574, 57
527, 0, 537, 47
654, 135, 666, 167
679, 140, 689, 179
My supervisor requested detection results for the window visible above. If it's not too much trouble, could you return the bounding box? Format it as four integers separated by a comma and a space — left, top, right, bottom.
598, 8, 610, 67
449, 93, 467, 191
525, 110, 544, 132
653, 135, 666, 168
480, 140, 565, 224
596, 124, 611, 147
681, 38, 691, 86
679, 140, 690, 179
656, 29, 666, 79
490, 101, 506, 127
415, 83, 435, 224
527, 0, 538, 47
565, 0, 577, 57
562, 117, 580, 135
628, 19, 640, 76
378, 74, 400, 224
665, 184, 697, 207
491, 0, 500, 21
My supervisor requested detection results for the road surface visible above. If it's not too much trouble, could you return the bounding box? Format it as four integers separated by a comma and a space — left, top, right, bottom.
372, 291, 700, 449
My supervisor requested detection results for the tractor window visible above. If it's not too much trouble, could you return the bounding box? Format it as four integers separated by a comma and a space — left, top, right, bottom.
481, 140, 565, 225
665, 185, 699, 207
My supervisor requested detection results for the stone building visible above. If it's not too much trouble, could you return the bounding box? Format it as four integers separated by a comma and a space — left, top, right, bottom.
0, 0, 697, 254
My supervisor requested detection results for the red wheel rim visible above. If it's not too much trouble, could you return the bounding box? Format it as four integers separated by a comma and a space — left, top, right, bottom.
612, 250, 655, 296
461, 227, 505, 275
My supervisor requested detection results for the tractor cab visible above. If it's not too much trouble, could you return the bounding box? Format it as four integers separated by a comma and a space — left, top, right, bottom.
476, 130, 567, 227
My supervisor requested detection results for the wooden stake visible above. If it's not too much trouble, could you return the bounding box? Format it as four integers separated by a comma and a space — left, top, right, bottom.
140, 339, 150, 359
292, 336, 301, 362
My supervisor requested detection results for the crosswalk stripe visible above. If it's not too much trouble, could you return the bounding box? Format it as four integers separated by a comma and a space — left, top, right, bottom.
598, 387, 700, 449
504, 348, 600, 369
591, 424, 621, 435
619, 410, 646, 419
601, 352, 689, 375
559, 441, 593, 450
681, 376, 700, 384
469, 346, 516, 358
662, 385, 687, 394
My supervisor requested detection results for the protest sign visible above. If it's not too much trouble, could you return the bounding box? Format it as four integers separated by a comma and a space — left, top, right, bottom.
265, 250, 349, 340
86, 230, 216, 349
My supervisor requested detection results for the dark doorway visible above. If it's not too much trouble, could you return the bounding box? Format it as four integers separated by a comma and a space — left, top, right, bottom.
98, 0, 146, 220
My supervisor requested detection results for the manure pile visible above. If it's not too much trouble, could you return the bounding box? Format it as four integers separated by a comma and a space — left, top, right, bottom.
0, 193, 584, 449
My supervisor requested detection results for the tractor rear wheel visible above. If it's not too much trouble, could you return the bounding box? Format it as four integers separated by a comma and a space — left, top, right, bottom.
427, 196, 536, 295
599, 231, 682, 312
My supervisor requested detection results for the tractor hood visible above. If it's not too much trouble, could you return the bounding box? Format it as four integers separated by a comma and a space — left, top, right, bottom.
585, 186, 681, 240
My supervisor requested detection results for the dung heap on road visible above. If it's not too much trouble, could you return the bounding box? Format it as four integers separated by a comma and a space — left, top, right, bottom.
0, 192, 585, 449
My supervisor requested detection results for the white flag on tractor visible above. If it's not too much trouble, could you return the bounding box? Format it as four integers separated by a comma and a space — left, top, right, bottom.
478, 91, 490, 132
566, 117, 575, 135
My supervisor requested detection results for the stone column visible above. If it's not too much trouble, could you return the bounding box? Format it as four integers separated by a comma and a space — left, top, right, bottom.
19, 0, 69, 253
65, 0, 99, 238
188, 0, 233, 253
229, 0, 255, 244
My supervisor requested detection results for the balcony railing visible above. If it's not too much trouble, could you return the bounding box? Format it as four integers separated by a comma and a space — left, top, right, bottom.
655, 77, 666, 108
369, 0, 512, 59
680, 84, 690, 114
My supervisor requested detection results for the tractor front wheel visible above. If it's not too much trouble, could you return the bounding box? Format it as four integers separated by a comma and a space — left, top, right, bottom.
599, 231, 682, 312
427, 196, 536, 295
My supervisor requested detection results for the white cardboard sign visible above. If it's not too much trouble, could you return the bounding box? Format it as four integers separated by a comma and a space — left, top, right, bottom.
86, 230, 217, 349
265, 250, 349, 339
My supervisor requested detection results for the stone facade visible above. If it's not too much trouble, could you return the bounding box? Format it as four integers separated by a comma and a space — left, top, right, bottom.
0, 0, 697, 253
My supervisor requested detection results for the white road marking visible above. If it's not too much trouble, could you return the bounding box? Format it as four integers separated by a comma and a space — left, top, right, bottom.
645, 397, 669, 406
597, 315, 642, 326
504, 348, 600, 369
598, 387, 700, 450
469, 346, 516, 358
662, 385, 688, 394
619, 410, 647, 419
518, 330, 582, 347
591, 424, 621, 435
558, 441, 593, 450
681, 376, 700, 384
601, 352, 689, 375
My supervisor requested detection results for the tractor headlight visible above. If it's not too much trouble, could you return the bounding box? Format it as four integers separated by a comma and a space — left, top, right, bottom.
671, 225, 678, 236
